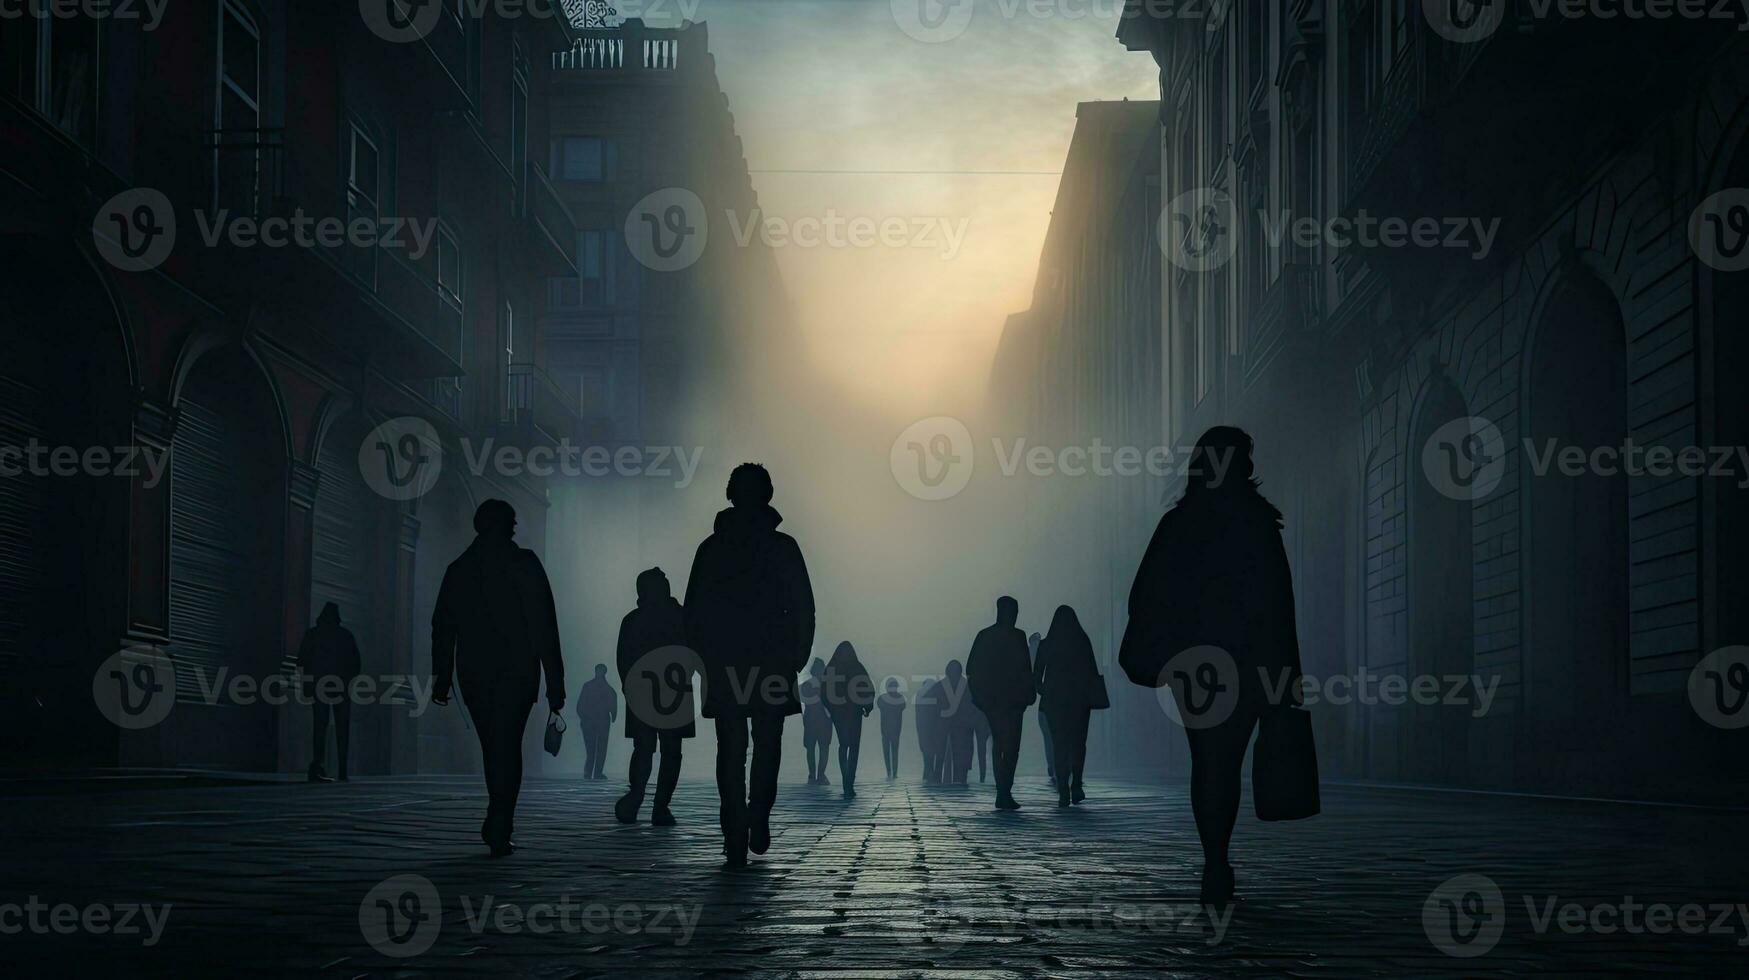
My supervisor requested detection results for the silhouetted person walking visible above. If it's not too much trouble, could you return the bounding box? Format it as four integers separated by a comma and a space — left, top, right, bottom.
967, 596, 1034, 810
300, 602, 361, 783
877, 677, 906, 778
578, 664, 618, 779
432, 499, 566, 857
1030, 631, 1055, 782
800, 657, 833, 784
1035, 605, 1106, 806
614, 567, 691, 826
939, 660, 974, 785
1122, 426, 1308, 904
915, 677, 944, 783
684, 463, 816, 869
824, 641, 874, 798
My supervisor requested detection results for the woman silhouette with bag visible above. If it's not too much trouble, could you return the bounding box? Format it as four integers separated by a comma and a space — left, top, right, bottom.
1120, 427, 1316, 905
1033, 605, 1108, 807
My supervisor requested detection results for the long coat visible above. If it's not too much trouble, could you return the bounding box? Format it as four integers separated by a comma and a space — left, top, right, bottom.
615, 595, 693, 738
966, 624, 1036, 715
431, 536, 565, 707
684, 505, 816, 718
1124, 486, 1304, 709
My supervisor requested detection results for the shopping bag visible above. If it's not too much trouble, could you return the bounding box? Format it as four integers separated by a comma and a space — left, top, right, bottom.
543, 711, 567, 757
1086, 672, 1112, 710
1252, 705, 1319, 821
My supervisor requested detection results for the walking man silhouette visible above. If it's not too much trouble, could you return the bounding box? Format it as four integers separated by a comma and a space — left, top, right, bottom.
684, 463, 816, 868
301, 602, 361, 783
614, 567, 692, 826
578, 664, 618, 779
877, 677, 906, 778
966, 596, 1035, 810
431, 499, 566, 857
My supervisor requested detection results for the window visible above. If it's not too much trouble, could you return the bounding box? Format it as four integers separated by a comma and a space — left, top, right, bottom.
553, 137, 611, 182
500, 302, 516, 421
346, 125, 380, 285
4, 12, 101, 144
1244, 0, 1266, 99
579, 366, 611, 420
214, 1, 261, 212
436, 227, 462, 306
547, 228, 612, 309
510, 40, 528, 186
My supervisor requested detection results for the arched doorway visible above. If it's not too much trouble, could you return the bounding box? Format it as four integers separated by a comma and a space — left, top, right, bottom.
310, 412, 388, 772
1406, 377, 1474, 785
0, 237, 132, 767
1525, 271, 1629, 787
166, 345, 286, 771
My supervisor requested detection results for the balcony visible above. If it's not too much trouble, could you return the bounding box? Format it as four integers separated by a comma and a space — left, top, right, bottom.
552, 20, 690, 77
504, 361, 583, 447
1244, 261, 1321, 387
192, 128, 464, 378
520, 160, 578, 278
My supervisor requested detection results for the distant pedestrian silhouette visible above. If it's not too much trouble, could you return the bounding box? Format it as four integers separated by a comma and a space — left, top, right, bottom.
431, 499, 566, 857
823, 641, 874, 798
800, 658, 833, 784
970, 701, 991, 783
1030, 631, 1055, 782
967, 596, 1035, 810
1122, 426, 1311, 904
578, 664, 618, 779
915, 677, 944, 783
300, 602, 361, 783
614, 567, 691, 826
1034, 605, 1107, 806
683, 463, 816, 868
938, 660, 974, 785
877, 677, 906, 778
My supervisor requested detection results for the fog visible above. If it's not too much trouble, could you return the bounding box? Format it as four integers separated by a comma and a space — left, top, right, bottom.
542, 0, 1157, 778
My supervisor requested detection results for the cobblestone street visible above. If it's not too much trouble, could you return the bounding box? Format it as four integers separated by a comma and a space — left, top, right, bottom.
5, 772, 1747, 976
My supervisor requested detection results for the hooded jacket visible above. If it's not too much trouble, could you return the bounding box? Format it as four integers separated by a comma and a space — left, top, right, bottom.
683, 504, 815, 716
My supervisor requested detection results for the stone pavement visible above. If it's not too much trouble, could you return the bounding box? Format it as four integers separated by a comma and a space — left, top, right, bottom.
4, 771, 1747, 976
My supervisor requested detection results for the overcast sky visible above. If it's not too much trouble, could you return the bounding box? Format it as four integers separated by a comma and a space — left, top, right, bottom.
634, 0, 1157, 416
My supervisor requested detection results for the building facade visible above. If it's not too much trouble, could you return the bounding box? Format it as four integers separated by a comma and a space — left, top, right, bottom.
1073, 0, 1749, 801
1, 2, 580, 776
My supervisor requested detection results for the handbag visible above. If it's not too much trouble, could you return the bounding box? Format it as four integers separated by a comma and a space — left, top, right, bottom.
1252, 705, 1319, 821
543, 711, 567, 757
1086, 671, 1111, 710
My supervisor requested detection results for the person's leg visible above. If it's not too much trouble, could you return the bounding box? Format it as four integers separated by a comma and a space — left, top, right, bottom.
714, 714, 750, 861
653, 732, 682, 818
1067, 709, 1090, 801
805, 735, 819, 781
747, 713, 784, 854
334, 698, 352, 781
619, 730, 654, 821
1050, 713, 1072, 800
1040, 712, 1056, 780
1188, 706, 1257, 885
309, 700, 330, 778
593, 724, 611, 778
490, 690, 533, 845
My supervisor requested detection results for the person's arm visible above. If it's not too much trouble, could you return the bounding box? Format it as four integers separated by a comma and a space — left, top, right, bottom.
431, 568, 457, 704
784, 540, 816, 673
523, 553, 566, 712
1263, 526, 1305, 708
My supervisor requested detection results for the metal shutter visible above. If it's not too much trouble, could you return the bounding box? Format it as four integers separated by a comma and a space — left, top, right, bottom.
310, 422, 377, 655
168, 396, 259, 704
0, 374, 47, 683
